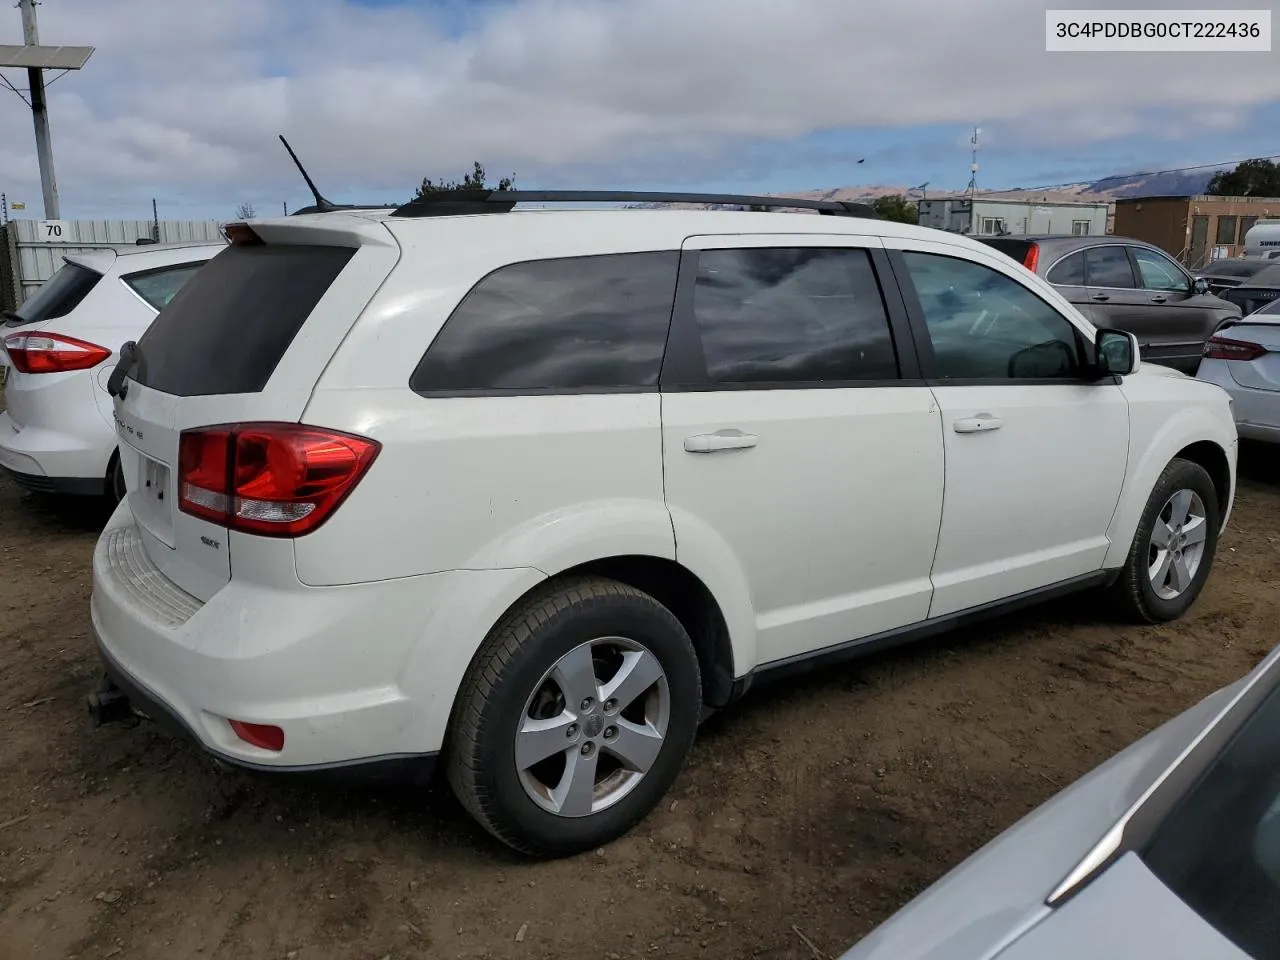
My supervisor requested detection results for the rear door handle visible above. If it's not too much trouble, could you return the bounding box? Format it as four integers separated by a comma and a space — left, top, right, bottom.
684, 430, 759, 453
953, 415, 1003, 434
1091, 294, 1110, 302
1150, 295, 1168, 304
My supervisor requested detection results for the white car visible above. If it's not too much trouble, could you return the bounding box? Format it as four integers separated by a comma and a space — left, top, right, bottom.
88, 192, 1238, 857
0, 242, 224, 501
1197, 301, 1280, 443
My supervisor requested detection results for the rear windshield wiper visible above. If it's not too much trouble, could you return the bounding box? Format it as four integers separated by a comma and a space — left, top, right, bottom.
2, 310, 24, 324
107, 340, 139, 399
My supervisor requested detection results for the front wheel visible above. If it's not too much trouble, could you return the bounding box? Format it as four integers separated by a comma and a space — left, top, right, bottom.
1112, 458, 1221, 623
446, 577, 701, 858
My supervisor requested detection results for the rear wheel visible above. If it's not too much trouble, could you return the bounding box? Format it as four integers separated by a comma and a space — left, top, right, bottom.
106, 454, 126, 505
1112, 458, 1220, 623
446, 576, 701, 858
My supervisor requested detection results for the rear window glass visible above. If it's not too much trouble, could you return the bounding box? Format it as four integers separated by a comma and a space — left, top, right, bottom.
1201, 258, 1274, 280
122, 261, 207, 311
7, 261, 101, 326
133, 244, 355, 397
976, 239, 1035, 265
410, 251, 679, 394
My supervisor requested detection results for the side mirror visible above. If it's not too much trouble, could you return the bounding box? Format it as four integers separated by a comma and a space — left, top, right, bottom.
1095, 328, 1139, 377
1192, 276, 1210, 295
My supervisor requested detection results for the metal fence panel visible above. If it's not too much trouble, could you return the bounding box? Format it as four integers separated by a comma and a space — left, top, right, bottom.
3, 219, 226, 306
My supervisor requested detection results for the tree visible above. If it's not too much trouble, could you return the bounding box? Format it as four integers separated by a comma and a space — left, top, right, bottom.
412, 162, 515, 200
1206, 159, 1280, 197
234, 201, 256, 219
870, 194, 918, 224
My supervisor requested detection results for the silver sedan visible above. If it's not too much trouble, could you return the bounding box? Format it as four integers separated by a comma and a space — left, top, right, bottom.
1198, 302, 1280, 443
839, 642, 1280, 960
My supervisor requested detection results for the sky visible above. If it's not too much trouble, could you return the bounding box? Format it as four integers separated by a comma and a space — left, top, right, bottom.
0, 0, 1278, 221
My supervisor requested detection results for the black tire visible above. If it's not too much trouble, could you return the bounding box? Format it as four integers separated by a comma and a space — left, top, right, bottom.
106, 454, 126, 505
1112, 457, 1221, 624
446, 576, 701, 858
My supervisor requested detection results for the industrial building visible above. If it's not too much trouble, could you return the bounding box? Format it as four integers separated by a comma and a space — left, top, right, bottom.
915, 195, 1110, 237
1113, 195, 1280, 268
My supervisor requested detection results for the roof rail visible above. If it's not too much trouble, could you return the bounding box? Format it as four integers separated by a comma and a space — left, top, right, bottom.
388, 190, 881, 220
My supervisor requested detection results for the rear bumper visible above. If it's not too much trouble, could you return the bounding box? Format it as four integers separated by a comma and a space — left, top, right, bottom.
1197, 360, 1280, 442
94, 638, 437, 783
89, 498, 545, 771
0, 404, 115, 490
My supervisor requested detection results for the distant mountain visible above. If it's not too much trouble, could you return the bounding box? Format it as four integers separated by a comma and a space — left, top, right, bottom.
1081, 169, 1219, 198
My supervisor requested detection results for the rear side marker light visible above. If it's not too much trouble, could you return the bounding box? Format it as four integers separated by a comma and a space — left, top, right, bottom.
1203, 336, 1267, 362
1023, 243, 1040, 272
229, 720, 284, 752
178, 422, 380, 538
3, 332, 111, 374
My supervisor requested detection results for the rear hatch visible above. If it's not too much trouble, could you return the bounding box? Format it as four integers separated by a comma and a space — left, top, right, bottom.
112, 218, 400, 601
2, 253, 114, 402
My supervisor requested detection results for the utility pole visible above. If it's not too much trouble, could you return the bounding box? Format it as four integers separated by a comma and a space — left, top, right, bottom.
0, 2, 94, 221
19, 0, 58, 219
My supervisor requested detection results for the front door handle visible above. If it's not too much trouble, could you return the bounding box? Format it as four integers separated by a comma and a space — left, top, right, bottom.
953, 415, 1003, 434
684, 430, 759, 453
1150, 295, 1168, 304
1091, 293, 1111, 302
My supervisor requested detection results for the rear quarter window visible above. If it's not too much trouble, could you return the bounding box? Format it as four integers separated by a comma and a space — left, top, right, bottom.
133, 244, 355, 397
122, 261, 208, 311
410, 251, 679, 394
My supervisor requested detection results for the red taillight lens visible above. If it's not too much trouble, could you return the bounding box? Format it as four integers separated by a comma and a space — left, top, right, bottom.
177, 422, 379, 537
1023, 243, 1040, 272
4, 332, 112, 374
228, 720, 284, 752
1203, 336, 1267, 362
223, 222, 263, 246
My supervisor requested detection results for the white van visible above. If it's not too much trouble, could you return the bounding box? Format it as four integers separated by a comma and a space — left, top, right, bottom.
1242, 219, 1280, 260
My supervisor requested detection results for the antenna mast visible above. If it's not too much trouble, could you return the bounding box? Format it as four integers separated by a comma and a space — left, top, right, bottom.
966, 127, 980, 196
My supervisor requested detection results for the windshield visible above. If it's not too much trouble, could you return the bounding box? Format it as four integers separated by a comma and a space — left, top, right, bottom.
1142, 673, 1280, 960
5, 261, 103, 327
1200, 258, 1273, 280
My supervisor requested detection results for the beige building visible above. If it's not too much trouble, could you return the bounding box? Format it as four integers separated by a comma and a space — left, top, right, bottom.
1113, 195, 1280, 268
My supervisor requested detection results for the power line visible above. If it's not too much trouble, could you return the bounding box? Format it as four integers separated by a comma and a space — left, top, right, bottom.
963, 151, 1280, 199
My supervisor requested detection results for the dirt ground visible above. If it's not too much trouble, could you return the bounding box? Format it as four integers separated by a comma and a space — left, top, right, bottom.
1, 444, 1277, 960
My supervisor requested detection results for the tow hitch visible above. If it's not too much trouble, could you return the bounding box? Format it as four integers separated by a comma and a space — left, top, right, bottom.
86, 676, 136, 726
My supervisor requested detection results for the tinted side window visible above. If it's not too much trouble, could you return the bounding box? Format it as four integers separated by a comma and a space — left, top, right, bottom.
411, 252, 678, 393
1132, 247, 1188, 292
122, 262, 207, 310
1085, 246, 1136, 288
901, 251, 1082, 381
691, 247, 899, 384
1046, 251, 1086, 286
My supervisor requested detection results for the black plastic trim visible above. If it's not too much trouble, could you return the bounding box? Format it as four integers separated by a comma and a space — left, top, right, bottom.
390, 190, 881, 220
749, 570, 1115, 687
94, 636, 437, 785
3, 467, 104, 497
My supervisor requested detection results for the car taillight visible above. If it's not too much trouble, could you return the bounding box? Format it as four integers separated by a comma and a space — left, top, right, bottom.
177, 422, 379, 538
3, 332, 111, 374
1023, 243, 1040, 272
1203, 336, 1267, 362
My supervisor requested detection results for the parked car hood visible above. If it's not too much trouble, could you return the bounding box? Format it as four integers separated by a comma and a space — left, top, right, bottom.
837, 681, 1241, 960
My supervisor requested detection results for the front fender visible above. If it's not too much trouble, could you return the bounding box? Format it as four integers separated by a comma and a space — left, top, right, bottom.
1103, 391, 1237, 570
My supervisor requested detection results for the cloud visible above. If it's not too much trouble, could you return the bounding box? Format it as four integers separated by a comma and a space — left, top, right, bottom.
1, 0, 1277, 215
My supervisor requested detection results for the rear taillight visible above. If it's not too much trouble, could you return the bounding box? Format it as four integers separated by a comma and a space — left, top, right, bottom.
1023, 243, 1040, 272
1203, 336, 1267, 362
4, 332, 111, 374
177, 422, 380, 538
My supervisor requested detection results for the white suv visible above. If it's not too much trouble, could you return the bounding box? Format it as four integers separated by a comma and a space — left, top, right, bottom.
1, 242, 224, 500
88, 193, 1238, 857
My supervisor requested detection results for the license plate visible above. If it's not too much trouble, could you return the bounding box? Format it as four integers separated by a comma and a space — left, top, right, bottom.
142, 456, 170, 506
